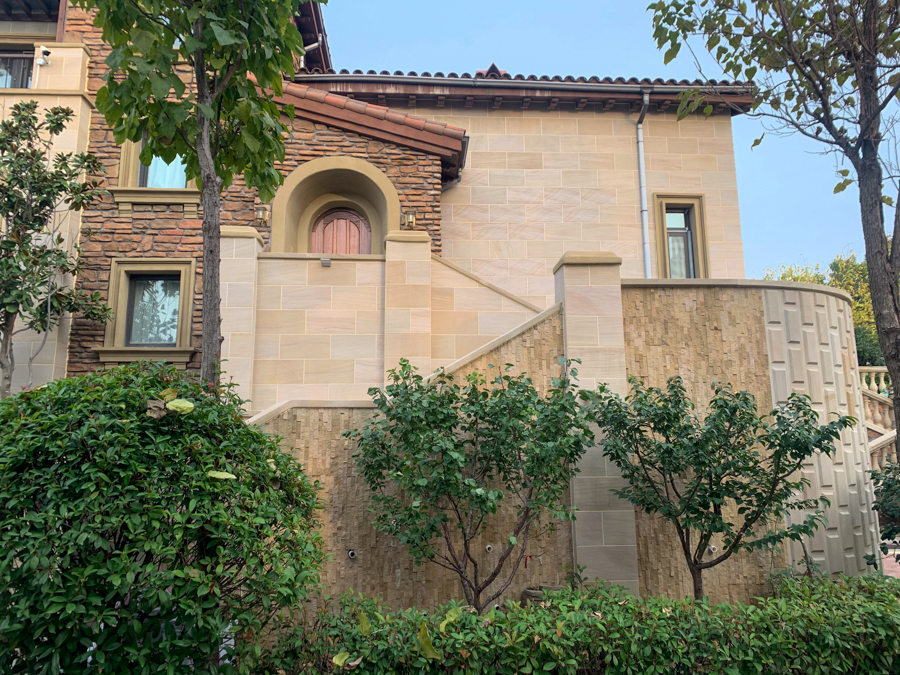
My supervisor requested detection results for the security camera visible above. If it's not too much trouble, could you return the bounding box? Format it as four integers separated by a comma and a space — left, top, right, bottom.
708, 545, 718, 554
36, 46, 51, 67
485, 544, 493, 553
347, 549, 357, 559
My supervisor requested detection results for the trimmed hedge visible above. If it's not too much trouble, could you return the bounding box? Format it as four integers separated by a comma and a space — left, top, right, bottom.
258, 575, 900, 675
0, 362, 324, 673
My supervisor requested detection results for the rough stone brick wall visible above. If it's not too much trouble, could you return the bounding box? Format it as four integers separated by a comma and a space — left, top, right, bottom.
63, 4, 444, 374
621, 284, 785, 604
261, 309, 569, 611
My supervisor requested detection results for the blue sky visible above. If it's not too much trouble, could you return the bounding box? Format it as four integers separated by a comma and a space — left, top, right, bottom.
319, 0, 877, 277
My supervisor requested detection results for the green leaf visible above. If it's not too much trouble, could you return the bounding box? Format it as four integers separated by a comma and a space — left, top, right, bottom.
834, 179, 853, 194
209, 22, 242, 46
208, 470, 237, 480
159, 388, 177, 402
751, 133, 764, 149
440, 607, 462, 633
166, 399, 194, 414
417, 621, 442, 660
358, 611, 372, 636
333, 651, 350, 667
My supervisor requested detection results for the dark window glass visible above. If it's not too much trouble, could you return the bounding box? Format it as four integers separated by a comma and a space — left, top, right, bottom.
665, 208, 695, 279
0, 52, 33, 89
126, 274, 181, 347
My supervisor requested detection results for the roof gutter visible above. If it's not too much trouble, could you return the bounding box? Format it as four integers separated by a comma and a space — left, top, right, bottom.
294, 73, 751, 96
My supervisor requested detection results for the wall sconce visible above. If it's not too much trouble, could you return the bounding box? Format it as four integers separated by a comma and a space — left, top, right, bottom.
255, 205, 269, 225
404, 212, 416, 228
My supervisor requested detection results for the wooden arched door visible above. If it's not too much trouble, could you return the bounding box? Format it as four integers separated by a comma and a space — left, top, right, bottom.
309, 209, 372, 255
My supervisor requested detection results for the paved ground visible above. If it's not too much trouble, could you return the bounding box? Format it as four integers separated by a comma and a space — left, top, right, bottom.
880, 551, 900, 577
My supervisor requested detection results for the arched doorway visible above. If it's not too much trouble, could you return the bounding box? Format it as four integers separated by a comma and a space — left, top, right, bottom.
309, 208, 372, 255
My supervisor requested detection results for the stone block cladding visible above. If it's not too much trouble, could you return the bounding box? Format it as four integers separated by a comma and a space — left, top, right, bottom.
62, 4, 443, 375
413, 102, 745, 309
260, 308, 570, 612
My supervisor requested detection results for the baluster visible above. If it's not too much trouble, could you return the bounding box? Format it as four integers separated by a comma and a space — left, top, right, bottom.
874, 401, 884, 428
890, 406, 896, 432
872, 448, 881, 471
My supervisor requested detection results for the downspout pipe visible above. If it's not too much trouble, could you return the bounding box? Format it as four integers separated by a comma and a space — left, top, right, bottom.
636, 91, 652, 279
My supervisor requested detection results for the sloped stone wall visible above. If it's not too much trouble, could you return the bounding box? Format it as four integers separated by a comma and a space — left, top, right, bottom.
262, 309, 572, 611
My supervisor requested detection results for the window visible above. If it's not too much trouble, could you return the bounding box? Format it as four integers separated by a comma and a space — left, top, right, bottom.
125, 274, 181, 346
138, 139, 187, 189
310, 208, 372, 254
0, 51, 33, 89
96, 259, 196, 366
654, 195, 709, 279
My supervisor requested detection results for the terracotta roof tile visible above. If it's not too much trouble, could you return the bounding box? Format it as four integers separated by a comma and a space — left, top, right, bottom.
277, 80, 467, 141
308, 67, 750, 89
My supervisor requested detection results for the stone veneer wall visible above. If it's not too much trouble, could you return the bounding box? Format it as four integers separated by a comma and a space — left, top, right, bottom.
260, 309, 572, 611
63, 5, 445, 374
621, 283, 780, 603
621, 281, 878, 602
412, 102, 745, 310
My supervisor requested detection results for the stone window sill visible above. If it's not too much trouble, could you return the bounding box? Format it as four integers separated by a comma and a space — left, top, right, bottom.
94, 347, 196, 366
108, 187, 201, 218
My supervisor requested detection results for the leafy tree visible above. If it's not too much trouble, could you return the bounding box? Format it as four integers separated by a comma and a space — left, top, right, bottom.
72, 0, 319, 383
650, 0, 900, 435
763, 251, 884, 365
347, 359, 594, 613
0, 361, 324, 672
584, 376, 853, 600
0, 101, 109, 399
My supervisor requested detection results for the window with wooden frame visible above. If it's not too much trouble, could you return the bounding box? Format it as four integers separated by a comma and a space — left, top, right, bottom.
653, 194, 709, 279
95, 259, 196, 366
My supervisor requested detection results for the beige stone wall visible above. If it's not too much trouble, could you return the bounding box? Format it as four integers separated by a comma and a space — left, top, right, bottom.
431, 256, 538, 370
622, 283, 784, 603
250, 256, 385, 411
220, 232, 263, 401
260, 309, 573, 611
413, 103, 744, 309
1, 43, 94, 389
762, 286, 878, 575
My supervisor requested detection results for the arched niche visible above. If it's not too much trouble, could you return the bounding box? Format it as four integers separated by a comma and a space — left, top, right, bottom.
270, 156, 401, 254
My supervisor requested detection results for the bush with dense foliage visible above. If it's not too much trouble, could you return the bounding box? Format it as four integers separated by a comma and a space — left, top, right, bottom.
257, 576, 900, 675
0, 362, 324, 673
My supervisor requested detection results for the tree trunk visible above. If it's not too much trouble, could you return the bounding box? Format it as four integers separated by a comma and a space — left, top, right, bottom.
690, 565, 704, 601
196, 102, 223, 385
0, 312, 16, 399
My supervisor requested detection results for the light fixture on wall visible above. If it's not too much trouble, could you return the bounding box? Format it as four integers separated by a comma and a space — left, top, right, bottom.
404, 212, 416, 228
255, 205, 269, 225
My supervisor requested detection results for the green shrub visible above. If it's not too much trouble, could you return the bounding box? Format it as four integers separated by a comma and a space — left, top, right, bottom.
0, 362, 325, 673
258, 575, 900, 675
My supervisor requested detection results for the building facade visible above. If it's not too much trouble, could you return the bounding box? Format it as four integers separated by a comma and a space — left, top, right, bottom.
0, 1, 880, 605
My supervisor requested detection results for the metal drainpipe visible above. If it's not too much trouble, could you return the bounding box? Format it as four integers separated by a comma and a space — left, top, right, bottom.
637, 91, 652, 278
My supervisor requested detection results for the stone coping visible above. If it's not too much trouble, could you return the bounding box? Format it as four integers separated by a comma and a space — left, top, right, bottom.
259, 252, 386, 262
552, 251, 623, 274
432, 254, 542, 313
221, 226, 264, 246
425, 303, 563, 382
247, 399, 376, 426
0, 89, 96, 109
621, 277, 852, 303
385, 231, 432, 243
93, 347, 195, 363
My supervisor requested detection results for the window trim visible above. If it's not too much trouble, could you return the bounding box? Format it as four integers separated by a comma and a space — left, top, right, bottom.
653, 194, 709, 279
109, 140, 200, 218
124, 273, 182, 348
95, 258, 196, 364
